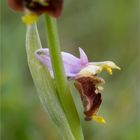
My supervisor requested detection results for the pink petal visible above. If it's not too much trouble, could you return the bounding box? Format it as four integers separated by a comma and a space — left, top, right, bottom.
79, 48, 88, 66
35, 48, 82, 77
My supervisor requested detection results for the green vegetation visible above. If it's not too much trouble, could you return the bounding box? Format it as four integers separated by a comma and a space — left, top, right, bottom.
1, 0, 138, 140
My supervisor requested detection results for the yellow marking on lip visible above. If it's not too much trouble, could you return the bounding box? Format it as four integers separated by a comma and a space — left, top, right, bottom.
92, 115, 106, 124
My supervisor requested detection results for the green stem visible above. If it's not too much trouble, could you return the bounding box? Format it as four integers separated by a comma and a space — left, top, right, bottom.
45, 15, 67, 93
45, 15, 84, 140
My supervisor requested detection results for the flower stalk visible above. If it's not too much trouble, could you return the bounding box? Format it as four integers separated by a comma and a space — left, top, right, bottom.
45, 14, 67, 94
45, 14, 84, 140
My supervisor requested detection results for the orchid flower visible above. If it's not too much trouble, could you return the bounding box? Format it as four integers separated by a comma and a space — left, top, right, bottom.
35, 47, 120, 124
8, 0, 63, 24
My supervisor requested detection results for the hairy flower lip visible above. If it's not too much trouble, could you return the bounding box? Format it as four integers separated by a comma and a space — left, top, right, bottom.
74, 75, 103, 121
84, 93, 102, 119
75, 75, 105, 85
8, 0, 64, 18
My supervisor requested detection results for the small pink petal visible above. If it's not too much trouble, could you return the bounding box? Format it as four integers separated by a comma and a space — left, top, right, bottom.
79, 48, 88, 66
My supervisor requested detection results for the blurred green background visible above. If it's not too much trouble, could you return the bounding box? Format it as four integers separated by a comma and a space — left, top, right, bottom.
1, 0, 139, 140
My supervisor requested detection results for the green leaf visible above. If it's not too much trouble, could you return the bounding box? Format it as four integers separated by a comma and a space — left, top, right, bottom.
26, 24, 76, 140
